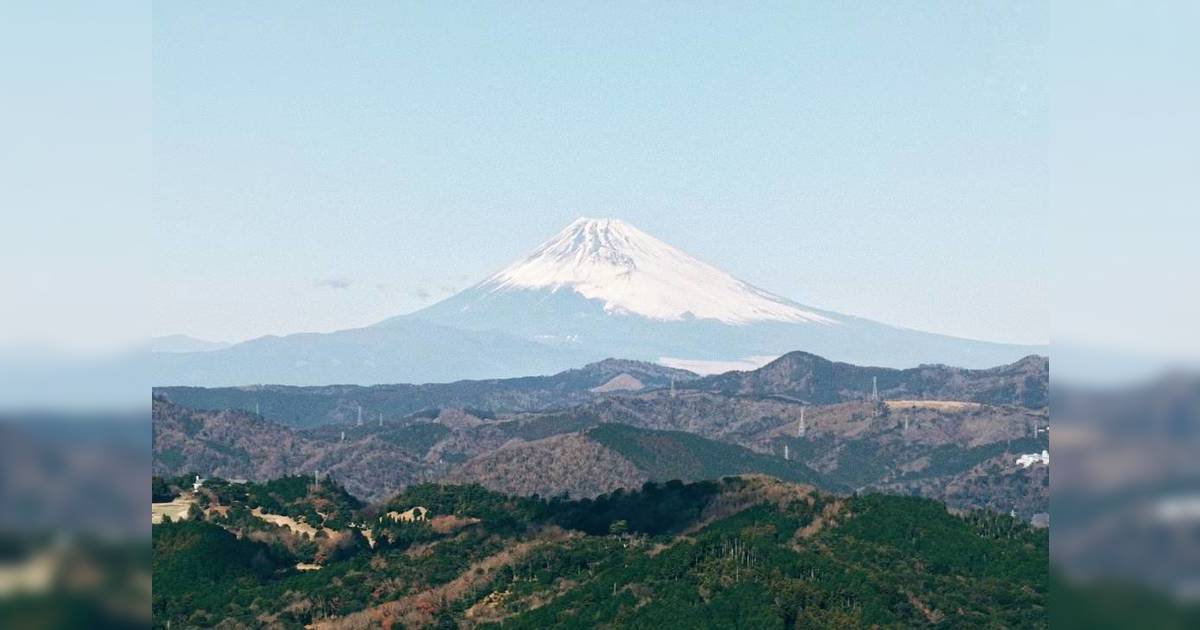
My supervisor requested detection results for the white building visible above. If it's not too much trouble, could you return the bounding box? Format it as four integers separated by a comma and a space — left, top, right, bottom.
1015, 450, 1049, 468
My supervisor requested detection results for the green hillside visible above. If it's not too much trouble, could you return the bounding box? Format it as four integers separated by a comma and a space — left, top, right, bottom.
153, 476, 1047, 628
504, 491, 1046, 629
588, 423, 843, 492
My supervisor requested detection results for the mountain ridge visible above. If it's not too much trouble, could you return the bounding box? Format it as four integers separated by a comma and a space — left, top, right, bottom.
690, 350, 1048, 408
154, 350, 1048, 514
155, 351, 1046, 430
156, 357, 697, 429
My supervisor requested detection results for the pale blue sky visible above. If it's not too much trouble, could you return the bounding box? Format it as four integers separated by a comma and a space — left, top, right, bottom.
152, 2, 1047, 344
1049, 0, 1200, 362
2, 2, 150, 353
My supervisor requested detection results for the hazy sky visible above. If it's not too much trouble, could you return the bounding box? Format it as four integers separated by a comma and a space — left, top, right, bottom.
2, 3, 150, 354
152, 2, 1047, 345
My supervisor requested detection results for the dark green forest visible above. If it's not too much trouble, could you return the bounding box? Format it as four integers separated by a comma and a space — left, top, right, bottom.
153, 475, 1047, 628
589, 423, 840, 491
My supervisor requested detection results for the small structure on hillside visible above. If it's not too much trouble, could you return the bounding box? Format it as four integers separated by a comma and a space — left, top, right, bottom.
192, 475, 205, 492
1016, 450, 1050, 468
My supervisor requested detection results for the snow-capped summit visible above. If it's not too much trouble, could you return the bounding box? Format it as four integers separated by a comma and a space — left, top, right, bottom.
479, 217, 838, 325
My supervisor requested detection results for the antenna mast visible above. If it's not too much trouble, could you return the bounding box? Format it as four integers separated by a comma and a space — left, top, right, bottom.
872, 377, 878, 401
798, 406, 806, 438
784, 444, 789, 461
357, 405, 363, 427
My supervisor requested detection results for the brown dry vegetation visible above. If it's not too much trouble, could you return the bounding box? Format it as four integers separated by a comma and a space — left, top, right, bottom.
792, 499, 844, 542
429, 514, 481, 535
446, 433, 647, 499
314, 528, 579, 629
679, 476, 816, 537
885, 400, 982, 412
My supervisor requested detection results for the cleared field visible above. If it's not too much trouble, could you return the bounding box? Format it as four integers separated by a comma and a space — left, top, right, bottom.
151, 496, 196, 524
251, 507, 320, 537
884, 400, 982, 412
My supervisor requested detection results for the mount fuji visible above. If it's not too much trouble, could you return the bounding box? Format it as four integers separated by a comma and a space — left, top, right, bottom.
154, 218, 1044, 386
446, 217, 838, 326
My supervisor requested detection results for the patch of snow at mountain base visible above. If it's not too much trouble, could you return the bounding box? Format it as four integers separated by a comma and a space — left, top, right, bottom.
658, 355, 781, 375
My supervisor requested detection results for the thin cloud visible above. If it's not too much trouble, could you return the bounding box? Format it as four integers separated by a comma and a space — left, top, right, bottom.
409, 282, 464, 302
314, 277, 352, 290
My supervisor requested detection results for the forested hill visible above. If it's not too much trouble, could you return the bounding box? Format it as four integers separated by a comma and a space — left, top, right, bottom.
152, 475, 1047, 628
153, 351, 1047, 432
689, 351, 1048, 409
155, 358, 696, 429
445, 423, 841, 499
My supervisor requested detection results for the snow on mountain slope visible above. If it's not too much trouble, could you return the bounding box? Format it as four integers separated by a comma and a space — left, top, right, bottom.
479, 218, 839, 325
